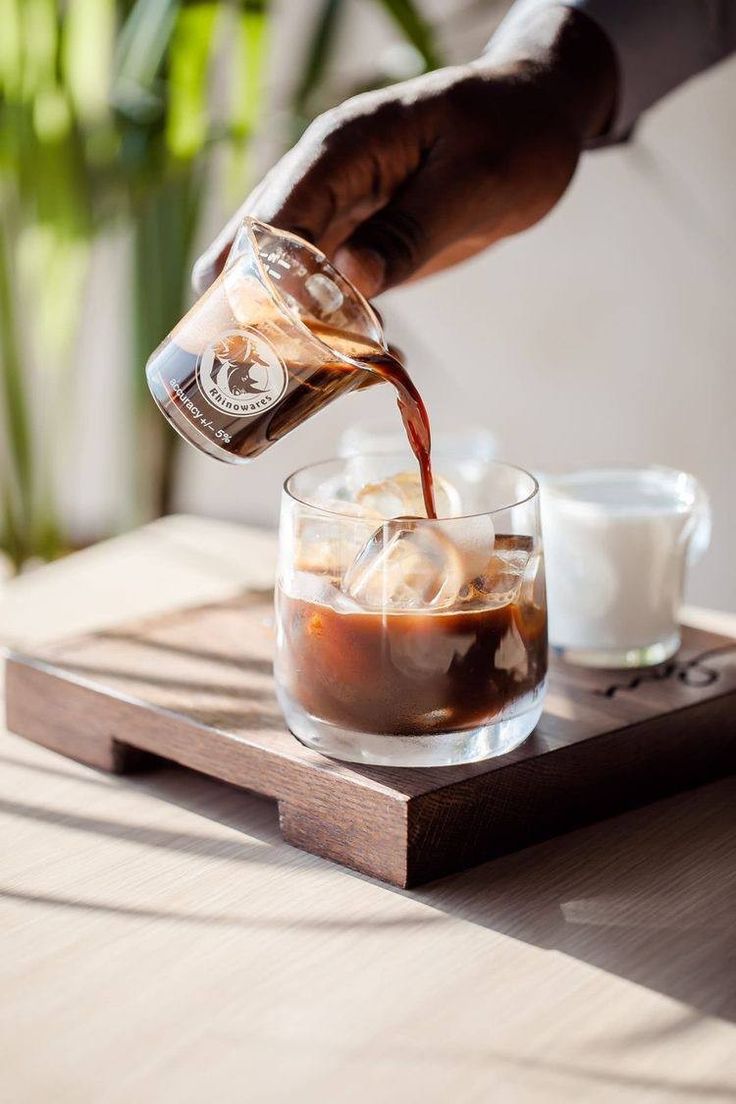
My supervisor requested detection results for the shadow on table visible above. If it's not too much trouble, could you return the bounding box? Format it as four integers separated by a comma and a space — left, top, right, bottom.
4, 743, 734, 1022
0, 762, 280, 867
412, 776, 736, 1024
0, 750, 438, 933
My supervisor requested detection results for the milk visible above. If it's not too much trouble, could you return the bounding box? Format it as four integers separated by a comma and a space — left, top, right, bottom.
541, 468, 709, 666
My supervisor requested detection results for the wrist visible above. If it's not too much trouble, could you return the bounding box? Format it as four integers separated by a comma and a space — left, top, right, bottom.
478, 5, 617, 143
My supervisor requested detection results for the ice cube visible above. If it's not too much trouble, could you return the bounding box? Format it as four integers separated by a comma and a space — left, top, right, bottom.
302, 472, 347, 505
293, 501, 379, 580
321, 498, 380, 520
293, 536, 343, 579
356, 471, 463, 519
343, 519, 467, 611
344, 455, 407, 498
284, 571, 340, 606
344, 511, 496, 612
494, 620, 530, 678
447, 514, 496, 583
284, 570, 362, 612
458, 536, 531, 606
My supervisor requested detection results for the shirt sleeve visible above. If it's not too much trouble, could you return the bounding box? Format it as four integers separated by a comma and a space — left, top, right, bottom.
494, 0, 736, 143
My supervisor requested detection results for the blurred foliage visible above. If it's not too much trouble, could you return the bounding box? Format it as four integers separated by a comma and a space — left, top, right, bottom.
0, 0, 441, 571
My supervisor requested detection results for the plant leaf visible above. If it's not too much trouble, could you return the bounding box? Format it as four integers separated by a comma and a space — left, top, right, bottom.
0, 200, 33, 559
0, 0, 22, 98
114, 0, 179, 118
224, 0, 269, 199
131, 168, 202, 520
62, 0, 116, 126
293, 0, 344, 122
372, 0, 441, 70
230, 0, 269, 139
166, 2, 220, 160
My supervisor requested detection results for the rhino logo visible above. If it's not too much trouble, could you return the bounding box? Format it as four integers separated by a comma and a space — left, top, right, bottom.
211, 341, 271, 397
197, 327, 287, 416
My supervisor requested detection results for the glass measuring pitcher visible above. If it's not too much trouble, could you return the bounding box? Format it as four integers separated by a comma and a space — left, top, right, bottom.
145, 218, 386, 463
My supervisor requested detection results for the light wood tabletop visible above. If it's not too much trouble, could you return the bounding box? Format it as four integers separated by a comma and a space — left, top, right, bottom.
1, 516, 735, 1104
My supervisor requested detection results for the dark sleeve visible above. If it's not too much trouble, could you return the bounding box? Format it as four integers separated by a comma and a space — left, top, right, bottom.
495, 0, 736, 142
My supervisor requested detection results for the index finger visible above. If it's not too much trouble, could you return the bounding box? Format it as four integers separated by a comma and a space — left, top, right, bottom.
191, 100, 396, 294
191, 128, 347, 295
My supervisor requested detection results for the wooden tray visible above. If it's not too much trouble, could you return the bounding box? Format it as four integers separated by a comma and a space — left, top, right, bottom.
5, 595, 736, 886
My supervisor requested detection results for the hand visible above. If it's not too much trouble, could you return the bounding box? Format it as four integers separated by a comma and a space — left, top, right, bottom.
193, 6, 616, 299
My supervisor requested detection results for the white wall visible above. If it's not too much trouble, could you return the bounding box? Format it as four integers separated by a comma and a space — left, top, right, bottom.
67, 5, 736, 612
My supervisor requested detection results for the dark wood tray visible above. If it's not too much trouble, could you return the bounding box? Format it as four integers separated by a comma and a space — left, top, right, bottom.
5, 595, 736, 886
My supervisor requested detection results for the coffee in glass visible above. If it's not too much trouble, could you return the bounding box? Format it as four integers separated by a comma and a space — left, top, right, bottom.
275, 455, 547, 766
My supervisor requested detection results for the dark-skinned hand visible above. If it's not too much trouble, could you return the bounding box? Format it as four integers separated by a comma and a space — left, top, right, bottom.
193, 6, 616, 299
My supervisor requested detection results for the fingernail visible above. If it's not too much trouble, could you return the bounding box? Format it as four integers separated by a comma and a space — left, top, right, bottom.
333, 246, 386, 299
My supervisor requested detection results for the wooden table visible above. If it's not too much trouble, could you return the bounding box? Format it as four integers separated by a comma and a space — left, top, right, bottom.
2, 516, 735, 1103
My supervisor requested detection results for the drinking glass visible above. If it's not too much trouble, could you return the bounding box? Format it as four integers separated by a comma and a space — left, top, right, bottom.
541, 466, 711, 668
275, 455, 547, 766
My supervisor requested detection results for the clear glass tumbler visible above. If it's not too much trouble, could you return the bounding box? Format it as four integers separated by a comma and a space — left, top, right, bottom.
275, 455, 547, 767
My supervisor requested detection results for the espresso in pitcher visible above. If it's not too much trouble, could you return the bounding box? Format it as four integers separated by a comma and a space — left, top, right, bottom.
148, 317, 436, 517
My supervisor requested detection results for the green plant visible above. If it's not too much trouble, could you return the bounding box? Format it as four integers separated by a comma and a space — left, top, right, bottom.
0, 0, 441, 572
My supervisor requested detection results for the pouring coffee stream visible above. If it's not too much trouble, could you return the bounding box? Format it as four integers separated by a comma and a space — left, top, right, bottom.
301, 318, 437, 520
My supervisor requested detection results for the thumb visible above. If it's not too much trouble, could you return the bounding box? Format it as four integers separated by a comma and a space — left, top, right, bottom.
333, 176, 446, 297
